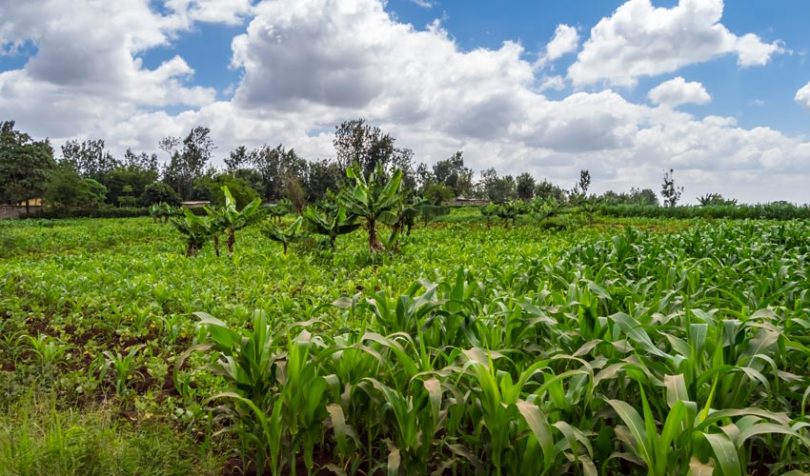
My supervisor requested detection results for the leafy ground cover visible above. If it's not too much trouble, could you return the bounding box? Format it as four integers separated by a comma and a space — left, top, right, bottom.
1, 210, 808, 475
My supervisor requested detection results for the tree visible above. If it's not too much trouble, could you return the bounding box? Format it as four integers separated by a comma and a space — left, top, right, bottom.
516, 173, 535, 200
104, 166, 158, 206
60, 139, 120, 181
534, 180, 567, 202
283, 174, 307, 214
162, 126, 215, 199
661, 169, 683, 207
339, 165, 404, 252
432, 151, 473, 197
576, 169, 591, 196
333, 119, 414, 182
422, 183, 454, 204
0, 121, 56, 214
480, 168, 516, 203
247, 144, 308, 201
43, 163, 107, 210
140, 182, 181, 206
306, 159, 342, 202
697, 193, 737, 206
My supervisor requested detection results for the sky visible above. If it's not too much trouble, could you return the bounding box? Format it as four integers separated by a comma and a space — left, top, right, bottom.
1, 0, 809, 203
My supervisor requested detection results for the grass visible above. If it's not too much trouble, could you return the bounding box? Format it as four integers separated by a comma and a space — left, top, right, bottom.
1, 210, 809, 474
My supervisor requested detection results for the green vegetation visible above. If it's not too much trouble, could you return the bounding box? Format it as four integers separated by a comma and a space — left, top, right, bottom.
2, 210, 809, 474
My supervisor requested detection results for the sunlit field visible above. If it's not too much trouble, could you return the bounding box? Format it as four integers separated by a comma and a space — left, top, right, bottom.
2, 210, 809, 475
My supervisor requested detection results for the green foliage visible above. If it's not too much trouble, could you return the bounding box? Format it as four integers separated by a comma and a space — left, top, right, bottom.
0, 121, 55, 209
261, 216, 304, 254
338, 165, 405, 252
140, 182, 181, 207
3, 212, 810, 475
171, 208, 213, 256
43, 163, 108, 210
303, 205, 360, 248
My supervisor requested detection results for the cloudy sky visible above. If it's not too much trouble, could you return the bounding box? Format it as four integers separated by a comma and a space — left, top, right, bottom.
1, 0, 809, 203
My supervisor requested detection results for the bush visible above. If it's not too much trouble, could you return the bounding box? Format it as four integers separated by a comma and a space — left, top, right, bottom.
140, 182, 181, 207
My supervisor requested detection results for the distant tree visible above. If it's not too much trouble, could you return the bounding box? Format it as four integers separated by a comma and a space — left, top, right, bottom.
661, 168, 683, 207
333, 119, 414, 183
516, 172, 535, 200
123, 148, 159, 173
43, 163, 107, 210
422, 182, 455, 204
630, 187, 659, 206
432, 151, 473, 197
0, 121, 56, 214
60, 139, 120, 181
225, 145, 250, 170
247, 144, 308, 201
162, 126, 215, 199
480, 168, 516, 203
195, 174, 260, 209
283, 174, 307, 214
534, 179, 567, 202
306, 159, 342, 202
104, 166, 158, 206
415, 162, 435, 191
140, 181, 181, 207
697, 193, 737, 206
576, 169, 591, 196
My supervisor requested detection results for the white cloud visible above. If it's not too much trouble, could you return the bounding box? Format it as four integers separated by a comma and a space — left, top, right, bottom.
544, 24, 579, 62
568, 0, 784, 87
409, 0, 434, 8
648, 77, 711, 107
1, 0, 809, 203
796, 81, 810, 109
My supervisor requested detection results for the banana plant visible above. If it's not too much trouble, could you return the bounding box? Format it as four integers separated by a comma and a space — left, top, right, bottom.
338, 164, 404, 253
261, 216, 303, 255
208, 186, 264, 255
171, 208, 213, 256
302, 205, 361, 248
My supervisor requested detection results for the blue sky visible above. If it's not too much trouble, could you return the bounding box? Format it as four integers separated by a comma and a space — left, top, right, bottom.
1, 0, 809, 202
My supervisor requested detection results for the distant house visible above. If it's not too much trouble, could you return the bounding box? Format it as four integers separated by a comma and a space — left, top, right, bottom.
0, 198, 44, 219
181, 200, 210, 209
451, 196, 489, 206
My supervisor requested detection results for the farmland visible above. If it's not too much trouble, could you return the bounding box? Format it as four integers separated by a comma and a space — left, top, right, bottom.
1, 211, 809, 475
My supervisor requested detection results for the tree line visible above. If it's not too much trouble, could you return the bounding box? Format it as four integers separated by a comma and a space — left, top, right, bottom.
2, 118, 686, 216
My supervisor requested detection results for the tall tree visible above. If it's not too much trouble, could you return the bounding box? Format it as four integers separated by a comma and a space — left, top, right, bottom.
0, 121, 55, 213
162, 126, 215, 200
333, 119, 414, 184
661, 168, 683, 207
432, 151, 473, 197
60, 139, 120, 180
516, 172, 535, 200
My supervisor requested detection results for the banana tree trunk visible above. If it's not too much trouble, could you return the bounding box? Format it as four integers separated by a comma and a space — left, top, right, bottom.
213, 235, 221, 257
367, 219, 383, 252
227, 229, 236, 255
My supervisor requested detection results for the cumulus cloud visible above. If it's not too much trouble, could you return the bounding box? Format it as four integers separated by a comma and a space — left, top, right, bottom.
568, 0, 784, 87
541, 24, 579, 64
796, 82, 810, 109
648, 77, 711, 107
1, 0, 809, 203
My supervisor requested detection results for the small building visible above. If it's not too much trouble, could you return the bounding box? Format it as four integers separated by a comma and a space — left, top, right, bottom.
451, 196, 489, 206
0, 198, 43, 219
181, 201, 211, 209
